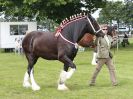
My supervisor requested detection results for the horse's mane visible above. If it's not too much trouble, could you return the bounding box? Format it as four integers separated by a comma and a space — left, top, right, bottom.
55, 13, 88, 35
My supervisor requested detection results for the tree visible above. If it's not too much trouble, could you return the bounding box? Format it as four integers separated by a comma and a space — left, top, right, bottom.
123, 0, 133, 28
97, 1, 133, 32
97, 1, 124, 25
0, 0, 106, 23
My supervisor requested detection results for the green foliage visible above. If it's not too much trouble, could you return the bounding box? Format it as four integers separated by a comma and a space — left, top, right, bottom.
98, 1, 133, 26
0, 0, 106, 23
122, 2, 133, 25
98, 1, 124, 24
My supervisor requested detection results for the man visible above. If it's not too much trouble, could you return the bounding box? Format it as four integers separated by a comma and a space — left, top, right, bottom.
89, 24, 118, 86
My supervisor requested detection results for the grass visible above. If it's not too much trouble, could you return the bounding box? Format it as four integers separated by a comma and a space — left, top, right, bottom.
0, 40, 133, 99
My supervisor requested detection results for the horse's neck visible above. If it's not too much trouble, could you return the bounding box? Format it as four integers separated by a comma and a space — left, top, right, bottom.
62, 23, 87, 43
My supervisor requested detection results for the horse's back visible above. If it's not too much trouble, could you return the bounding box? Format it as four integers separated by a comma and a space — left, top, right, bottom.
22, 31, 58, 59
23, 31, 56, 46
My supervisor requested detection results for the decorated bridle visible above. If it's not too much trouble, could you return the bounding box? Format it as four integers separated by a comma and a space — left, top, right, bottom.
86, 17, 102, 34
55, 13, 102, 49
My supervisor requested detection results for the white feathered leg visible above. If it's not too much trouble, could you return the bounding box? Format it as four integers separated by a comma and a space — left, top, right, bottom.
23, 71, 31, 88
91, 52, 97, 65
67, 68, 76, 79
30, 69, 40, 91
58, 70, 68, 90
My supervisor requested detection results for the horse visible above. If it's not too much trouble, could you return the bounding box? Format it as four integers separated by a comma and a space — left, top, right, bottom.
78, 26, 118, 65
22, 13, 104, 91
78, 33, 95, 48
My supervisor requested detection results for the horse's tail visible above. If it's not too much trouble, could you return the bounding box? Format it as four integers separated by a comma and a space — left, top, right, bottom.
25, 30, 31, 35
22, 31, 35, 54
29, 36, 34, 52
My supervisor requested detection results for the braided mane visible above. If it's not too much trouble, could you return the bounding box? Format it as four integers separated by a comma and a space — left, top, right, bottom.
55, 13, 87, 36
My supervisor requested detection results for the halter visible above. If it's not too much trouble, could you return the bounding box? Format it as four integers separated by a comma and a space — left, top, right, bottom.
86, 17, 102, 34
55, 15, 101, 49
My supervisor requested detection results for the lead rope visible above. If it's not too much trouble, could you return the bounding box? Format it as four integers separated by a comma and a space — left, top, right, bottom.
113, 37, 117, 69
97, 38, 100, 59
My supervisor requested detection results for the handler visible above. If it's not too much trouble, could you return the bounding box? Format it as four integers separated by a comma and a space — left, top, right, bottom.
89, 24, 118, 86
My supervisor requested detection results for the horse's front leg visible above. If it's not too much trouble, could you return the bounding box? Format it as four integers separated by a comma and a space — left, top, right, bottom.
58, 55, 76, 90
91, 48, 97, 65
91, 52, 97, 65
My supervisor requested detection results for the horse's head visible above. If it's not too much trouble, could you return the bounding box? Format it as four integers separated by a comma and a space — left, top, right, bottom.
86, 13, 105, 37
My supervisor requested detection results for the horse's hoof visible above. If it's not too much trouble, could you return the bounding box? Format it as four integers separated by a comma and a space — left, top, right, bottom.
23, 82, 31, 88
57, 84, 68, 91
32, 85, 40, 91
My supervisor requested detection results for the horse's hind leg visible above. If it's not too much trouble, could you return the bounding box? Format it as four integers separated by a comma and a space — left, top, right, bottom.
23, 70, 31, 88
30, 66, 40, 91
23, 53, 40, 91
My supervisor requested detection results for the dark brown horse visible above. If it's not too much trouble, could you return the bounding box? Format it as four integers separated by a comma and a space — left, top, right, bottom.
22, 13, 104, 91
78, 33, 95, 48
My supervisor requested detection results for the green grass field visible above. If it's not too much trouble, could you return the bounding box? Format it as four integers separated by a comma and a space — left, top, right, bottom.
0, 40, 133, 99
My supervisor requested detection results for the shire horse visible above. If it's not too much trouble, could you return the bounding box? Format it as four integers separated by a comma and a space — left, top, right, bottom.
78, 33, 95, 47
22, 13, 104, 91
78, 26, 117, 65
